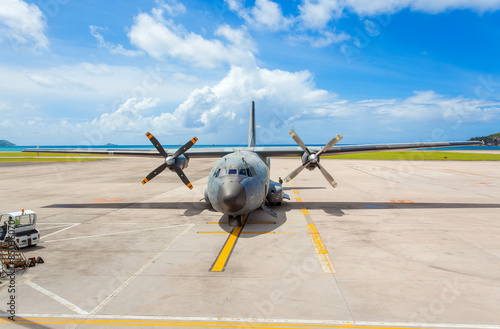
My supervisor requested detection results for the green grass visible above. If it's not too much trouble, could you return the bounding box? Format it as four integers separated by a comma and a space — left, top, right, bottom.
0, 158, 104, 162
0, 152, 106, 157
323, 151, 500, 161
0, 152, 106, 162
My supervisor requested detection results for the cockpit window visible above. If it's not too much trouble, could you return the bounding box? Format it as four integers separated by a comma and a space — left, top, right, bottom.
238, 168, 247, 176
228, 169, 237, 175
246, 168, 252, 177
214, 168, 221, 177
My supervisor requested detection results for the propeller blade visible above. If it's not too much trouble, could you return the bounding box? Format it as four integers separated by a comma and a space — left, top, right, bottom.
142, 163, 168, 185
289, 129, 311, 155
317, 134, 343, 156
317, 163, 338, 188
173, 137, 198, 159
283, 163, 308, 183
172, 164, 193, 189
146, 132, 168, 157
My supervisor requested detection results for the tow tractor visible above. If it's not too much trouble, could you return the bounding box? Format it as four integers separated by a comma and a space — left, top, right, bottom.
0, 210, 40, 248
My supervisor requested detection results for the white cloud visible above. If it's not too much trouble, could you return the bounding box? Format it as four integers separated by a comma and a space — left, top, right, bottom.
298, 0, 500, 30
3, 66, 500, 144
90, 25, 143, 57
93, 97, 161, 132
0, 0, 48, 50
299, 0, 344, 30
128, 8, 256, 67
289, 30, 350, 47
314, 90, 500, 123
159, 0, 186, 16
85, 65, 331, 140
225, 0, 293, 31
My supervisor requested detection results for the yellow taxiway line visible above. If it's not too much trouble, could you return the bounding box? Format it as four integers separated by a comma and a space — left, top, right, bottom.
210, 214, 248, 272
443, 169, 500, 179
288, 178, 336, 274
1, 317, 477, 329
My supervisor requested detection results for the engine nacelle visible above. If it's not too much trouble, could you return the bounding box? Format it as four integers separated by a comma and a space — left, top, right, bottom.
168, 154, 189, 171
267, 180, 285, 205
301, 152, 318, 171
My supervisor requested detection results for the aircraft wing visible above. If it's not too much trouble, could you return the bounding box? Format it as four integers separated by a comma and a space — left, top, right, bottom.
22, 140, 482, 158
250, 140, 483, 157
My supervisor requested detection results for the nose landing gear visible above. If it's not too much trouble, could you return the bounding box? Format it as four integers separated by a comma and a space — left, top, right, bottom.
228, 215, 243, 227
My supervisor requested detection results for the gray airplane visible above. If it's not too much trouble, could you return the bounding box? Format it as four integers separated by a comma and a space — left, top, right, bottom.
24, 101, 482, 227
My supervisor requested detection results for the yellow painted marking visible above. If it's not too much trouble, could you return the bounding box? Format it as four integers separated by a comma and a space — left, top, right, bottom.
307, 223, 335, 273
146, 132, 153, 139
444, 169, 500, 179
206, 221, 276, 225
191, 137, 198, 143
211, 215, 247, 272
390, 200, 414, 203
287, 174, 335, 274
0, 171, 25, 175
187, 182, 193, 189
0, 318, 480, 329
0, 317, 407, 328
199, 231, 296, 235
92, 198, 124, 203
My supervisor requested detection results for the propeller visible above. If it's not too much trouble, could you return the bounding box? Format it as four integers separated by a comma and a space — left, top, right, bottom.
142, 132, 198, 189
284, 129, 342, 188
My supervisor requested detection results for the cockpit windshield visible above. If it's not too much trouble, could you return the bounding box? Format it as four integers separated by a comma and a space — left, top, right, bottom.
215, 166, 255, 178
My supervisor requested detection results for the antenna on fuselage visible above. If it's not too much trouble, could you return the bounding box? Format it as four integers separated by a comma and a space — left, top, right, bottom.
248, 100, 256, 148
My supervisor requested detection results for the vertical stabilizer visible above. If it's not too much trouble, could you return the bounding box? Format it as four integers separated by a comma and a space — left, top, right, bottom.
248, 101, 256, 147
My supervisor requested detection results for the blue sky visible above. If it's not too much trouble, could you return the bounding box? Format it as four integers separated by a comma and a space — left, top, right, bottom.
1, 0, 500, 146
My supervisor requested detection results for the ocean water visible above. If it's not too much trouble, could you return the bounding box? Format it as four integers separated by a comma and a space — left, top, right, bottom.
1, 145, 499, 152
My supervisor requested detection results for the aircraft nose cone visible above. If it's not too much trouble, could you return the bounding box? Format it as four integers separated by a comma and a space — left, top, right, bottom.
217, 182, 246, 213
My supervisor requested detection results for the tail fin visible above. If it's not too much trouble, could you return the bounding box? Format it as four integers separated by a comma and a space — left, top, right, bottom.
248, 101, 256, 147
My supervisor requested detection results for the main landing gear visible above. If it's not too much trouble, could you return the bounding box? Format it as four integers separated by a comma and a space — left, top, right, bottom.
228, 215, 243, 227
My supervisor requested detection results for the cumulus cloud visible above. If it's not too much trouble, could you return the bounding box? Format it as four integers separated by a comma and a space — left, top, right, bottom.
4, 66, 500, 144
298, 0, 500, 30
86, 65, 331, 140
80, 67, 500, 142
128, 7, 256, 67
90, 25, 143, 57
93, 97, 162, 132
0, 0, 48, 50
299, 0, 344, 30
313, 90, 500, 123
159, 0, 186, 16
226, 0, 293, 31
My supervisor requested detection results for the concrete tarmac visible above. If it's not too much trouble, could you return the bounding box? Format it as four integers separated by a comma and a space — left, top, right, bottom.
0, 157, 499, 329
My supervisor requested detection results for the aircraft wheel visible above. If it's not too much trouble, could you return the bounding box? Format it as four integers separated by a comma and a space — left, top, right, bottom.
228, 215, 242, 227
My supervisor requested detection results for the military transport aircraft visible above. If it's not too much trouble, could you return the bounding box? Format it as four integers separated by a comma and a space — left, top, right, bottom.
24, 102, 481, 226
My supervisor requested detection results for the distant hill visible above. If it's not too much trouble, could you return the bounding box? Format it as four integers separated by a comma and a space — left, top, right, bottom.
0, 140, 15, 146
469, 132, 500, 145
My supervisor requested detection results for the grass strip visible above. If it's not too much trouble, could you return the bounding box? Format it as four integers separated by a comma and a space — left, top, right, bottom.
0, 158, 104, 162
0, 152, 106, 157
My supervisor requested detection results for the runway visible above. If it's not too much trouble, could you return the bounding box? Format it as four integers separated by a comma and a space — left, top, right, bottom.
0, 157, 499, 328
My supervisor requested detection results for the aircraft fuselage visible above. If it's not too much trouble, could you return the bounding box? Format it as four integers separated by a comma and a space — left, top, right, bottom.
205, 151, 270, 220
